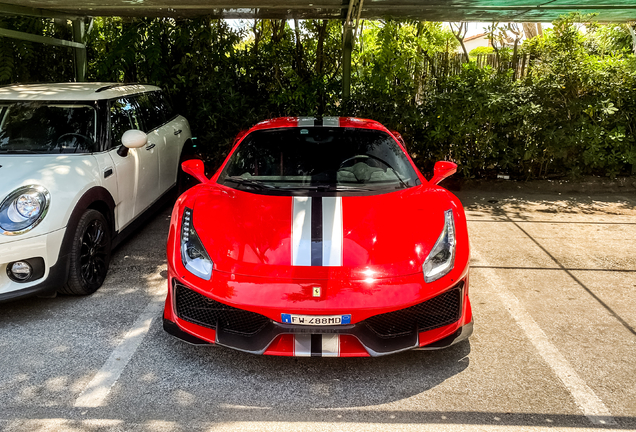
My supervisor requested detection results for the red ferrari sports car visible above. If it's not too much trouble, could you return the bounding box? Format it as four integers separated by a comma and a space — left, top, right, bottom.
163, 117, 472, 357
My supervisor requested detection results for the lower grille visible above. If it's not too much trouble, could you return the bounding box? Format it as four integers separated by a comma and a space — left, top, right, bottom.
364, 284, 463, 338
174, 284, 270, 335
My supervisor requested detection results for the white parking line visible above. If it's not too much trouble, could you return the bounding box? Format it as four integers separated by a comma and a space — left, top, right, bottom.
472, 249, 616, 426
74, 299, 164, 408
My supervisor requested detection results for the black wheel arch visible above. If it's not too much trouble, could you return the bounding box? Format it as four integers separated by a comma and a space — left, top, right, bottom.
59, 186, 116, 260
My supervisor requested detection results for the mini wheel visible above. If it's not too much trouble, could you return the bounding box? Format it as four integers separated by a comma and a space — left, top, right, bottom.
60, 209, 112, 295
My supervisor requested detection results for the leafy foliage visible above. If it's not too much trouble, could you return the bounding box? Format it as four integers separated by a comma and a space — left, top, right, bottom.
469, 46, 494, 56
0, 16, 75, 83
1, 15, 634, 178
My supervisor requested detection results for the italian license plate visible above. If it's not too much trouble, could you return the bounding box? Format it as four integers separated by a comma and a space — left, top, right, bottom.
281, 314, 351, 326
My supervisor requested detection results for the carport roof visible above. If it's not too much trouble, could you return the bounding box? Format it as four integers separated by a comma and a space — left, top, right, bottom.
1, 0, 636, 22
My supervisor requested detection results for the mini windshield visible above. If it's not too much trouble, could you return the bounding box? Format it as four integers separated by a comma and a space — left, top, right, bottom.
218, 127, 420, 195
0, 102, 97, 154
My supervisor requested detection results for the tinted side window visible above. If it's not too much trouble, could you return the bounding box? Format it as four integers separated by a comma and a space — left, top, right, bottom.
154, 91, 176, 120
135, 91, 173, 131
110, 97, 142, 148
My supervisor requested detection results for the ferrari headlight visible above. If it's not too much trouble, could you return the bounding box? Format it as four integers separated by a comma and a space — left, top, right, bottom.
423, 209, 456, 283
0, 185, 50, 235
181, 208, 213, 280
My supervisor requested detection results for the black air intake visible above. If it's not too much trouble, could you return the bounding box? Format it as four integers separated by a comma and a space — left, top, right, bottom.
174, 284, 270, 336
363, 284, 463, 338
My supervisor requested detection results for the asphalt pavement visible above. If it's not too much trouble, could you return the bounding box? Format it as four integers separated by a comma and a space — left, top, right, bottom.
0, 187, 635, 432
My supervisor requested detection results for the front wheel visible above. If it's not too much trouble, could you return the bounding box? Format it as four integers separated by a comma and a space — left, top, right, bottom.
60, 209, 112, 295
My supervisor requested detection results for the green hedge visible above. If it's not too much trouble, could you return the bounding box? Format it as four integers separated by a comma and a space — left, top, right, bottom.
1, 16, 634, 178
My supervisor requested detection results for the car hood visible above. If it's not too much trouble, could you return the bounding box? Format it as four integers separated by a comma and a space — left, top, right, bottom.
190, 185, 463, 280
0, 154, 100, 241
0, 155, 86, 191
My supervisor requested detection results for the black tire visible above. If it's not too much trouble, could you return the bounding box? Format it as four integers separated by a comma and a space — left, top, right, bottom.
59, 209, 112, 296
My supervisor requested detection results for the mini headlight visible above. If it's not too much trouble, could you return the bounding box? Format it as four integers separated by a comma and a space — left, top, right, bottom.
0, 186, 50, 235
16, 193, 42, 218
181, 208, 213, 280
423, 209, 456, 283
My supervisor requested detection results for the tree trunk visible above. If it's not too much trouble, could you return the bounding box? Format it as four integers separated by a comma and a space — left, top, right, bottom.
629, 23, 636, 55
315, 20, 327, 76
450, 22, 469, 63
294, 19, 304, 77
252, 19, 261, 56
522, 23, 538, 40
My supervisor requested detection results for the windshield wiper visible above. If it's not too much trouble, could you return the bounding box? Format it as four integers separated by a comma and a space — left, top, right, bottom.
281, 184, 378, 192
331, 185, 379, 192
224, 176, 279, 190
282, 184, 332, 191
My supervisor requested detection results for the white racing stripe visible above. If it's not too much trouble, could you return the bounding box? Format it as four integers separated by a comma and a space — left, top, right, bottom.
294, 334, 312, 357
322, 117, 340, 127
322, 197, 343, 266
472, 249, 616, 426
292, 196, 343, 267
292, 334, 341, 357
292, 197, 312, 266
297, 117, 315, 127
321, 334, 340, 357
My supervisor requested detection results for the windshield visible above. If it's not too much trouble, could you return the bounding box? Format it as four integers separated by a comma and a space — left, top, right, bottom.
218, 127, 420, 195
0, 102, 98, 154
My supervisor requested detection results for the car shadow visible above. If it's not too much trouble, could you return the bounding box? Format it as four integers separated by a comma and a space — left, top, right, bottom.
145, 326, 472, 410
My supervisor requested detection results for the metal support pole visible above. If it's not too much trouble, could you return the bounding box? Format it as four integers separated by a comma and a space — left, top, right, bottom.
72, 18, 86, 82
0, 28, 84, 49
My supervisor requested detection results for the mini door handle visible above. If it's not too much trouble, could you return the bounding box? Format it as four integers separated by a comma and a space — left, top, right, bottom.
174, 129, 182, 135
104, 168, 113, 178
146, 143, 156, 150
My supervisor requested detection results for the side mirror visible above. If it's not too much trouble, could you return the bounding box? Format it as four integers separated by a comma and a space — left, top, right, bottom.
181, 159, 208, 184
117, 129, 148, 157
429, 161, 457, 185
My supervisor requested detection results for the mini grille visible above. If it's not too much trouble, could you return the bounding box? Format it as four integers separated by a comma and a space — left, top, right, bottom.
174, 284, 270, 335
364, 285, 463, 338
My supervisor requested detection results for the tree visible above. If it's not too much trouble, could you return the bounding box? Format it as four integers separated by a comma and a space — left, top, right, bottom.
449, 22, 469, 62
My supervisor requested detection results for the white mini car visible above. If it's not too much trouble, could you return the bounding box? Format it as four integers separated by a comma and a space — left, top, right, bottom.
0, 83, 192, 302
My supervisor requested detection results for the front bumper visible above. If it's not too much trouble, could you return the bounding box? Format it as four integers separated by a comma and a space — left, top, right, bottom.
0, 228, 68, 302
164, 275, 473, 357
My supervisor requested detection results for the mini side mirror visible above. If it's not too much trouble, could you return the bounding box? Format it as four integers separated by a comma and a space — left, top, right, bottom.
122, 129, 148, 148
181, 159, 208, 184
429, 161, 457, 185
117, 129, 148, 157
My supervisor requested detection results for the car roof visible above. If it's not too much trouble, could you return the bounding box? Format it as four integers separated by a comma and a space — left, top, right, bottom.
0, 82, 162, 101
250, 117, 388, 132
